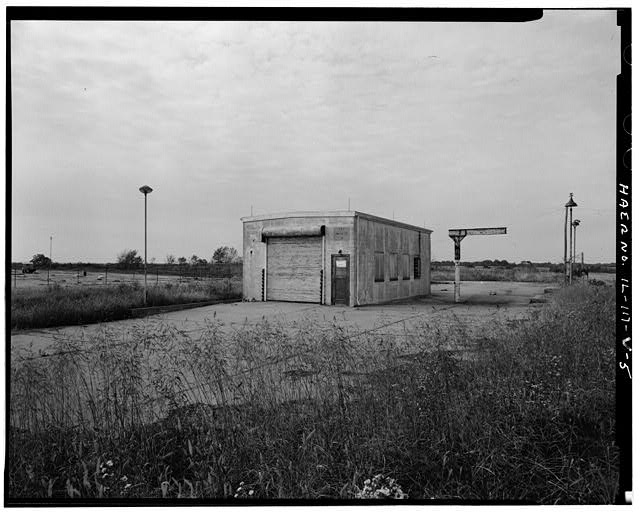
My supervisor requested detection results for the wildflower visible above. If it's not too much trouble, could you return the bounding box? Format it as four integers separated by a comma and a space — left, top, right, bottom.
248, 490, 254, 496
106, 460, 114, 467
121, 476, 128, 482
356, 474, 408, 499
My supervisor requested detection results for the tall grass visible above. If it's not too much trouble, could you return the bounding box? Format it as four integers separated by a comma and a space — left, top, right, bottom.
8, 283, 617, 502
10, 280, 242, 330
431, 267, 563, 283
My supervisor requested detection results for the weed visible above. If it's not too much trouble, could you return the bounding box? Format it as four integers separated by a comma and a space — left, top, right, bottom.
8, 283, 617, 502
10, 280, 242, 330
431, 267, 564, 283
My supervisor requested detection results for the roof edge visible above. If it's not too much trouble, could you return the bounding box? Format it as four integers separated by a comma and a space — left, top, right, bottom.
355, 211, 433, 234
240, 210, 433, 233
240, 210, 356, 222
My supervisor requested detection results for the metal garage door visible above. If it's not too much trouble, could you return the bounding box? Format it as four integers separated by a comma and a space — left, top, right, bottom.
267, 236, 322, 302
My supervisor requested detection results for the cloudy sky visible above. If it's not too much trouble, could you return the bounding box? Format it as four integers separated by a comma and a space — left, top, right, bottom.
11, 10, 619, 264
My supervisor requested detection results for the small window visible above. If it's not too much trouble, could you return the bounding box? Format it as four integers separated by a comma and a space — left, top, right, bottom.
374, 252, 384, 282
414, 256, 421, 279
389, 253, 398, 281
402, 254, 410, 280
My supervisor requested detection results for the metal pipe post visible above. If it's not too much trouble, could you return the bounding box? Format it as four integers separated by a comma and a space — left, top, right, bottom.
144, 192, 148, 305
454, 260, 461, 303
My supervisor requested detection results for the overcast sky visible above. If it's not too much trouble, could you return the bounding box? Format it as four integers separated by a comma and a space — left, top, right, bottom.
11, 10, 619, 264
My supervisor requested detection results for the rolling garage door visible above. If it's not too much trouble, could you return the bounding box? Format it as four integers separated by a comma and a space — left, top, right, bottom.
266, 236, 322, 302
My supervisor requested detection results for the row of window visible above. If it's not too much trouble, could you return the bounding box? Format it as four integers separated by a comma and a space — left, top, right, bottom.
374, 252, 421, 282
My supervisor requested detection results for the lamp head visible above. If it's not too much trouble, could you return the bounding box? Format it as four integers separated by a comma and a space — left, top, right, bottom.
565, 193, 577, 208
139, 185, 153, 195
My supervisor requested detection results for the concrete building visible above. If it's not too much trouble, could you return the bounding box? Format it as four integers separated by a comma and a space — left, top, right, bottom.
241, 211, 432, 306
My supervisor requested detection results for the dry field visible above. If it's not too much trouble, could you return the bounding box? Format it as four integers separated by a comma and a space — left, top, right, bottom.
7, 279, 618, 503
10, 268, 214, 290
10, 270, 242, 331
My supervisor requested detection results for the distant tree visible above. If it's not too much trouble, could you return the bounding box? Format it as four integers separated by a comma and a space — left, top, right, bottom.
212, 246, 240, 264
190, 255, 200, 266
166, 254, 176, 265
150, 257, 156, 264
177, 256, 187, 266
212, 247, 226, 264
117, 249, 143, 269
227, 247, 239, 262
30, 253, 51, 268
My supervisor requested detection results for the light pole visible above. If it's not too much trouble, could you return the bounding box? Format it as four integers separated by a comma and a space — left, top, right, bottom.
564, 193, 577, 285
572, 219, 581, 277
139, 185, 153, 305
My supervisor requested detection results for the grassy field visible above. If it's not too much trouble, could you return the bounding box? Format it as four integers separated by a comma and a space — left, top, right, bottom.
8, 281, 617, 503
431, 266, 564, 283
10, 279, 242, 331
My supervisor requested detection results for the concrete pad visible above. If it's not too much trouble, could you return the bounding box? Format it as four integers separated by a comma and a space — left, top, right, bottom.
11, 281, 554, 360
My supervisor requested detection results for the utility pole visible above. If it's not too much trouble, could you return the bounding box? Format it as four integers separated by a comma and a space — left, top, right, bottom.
572, 219, 580, 278
564, 193, 577, 285
569, 208, 573, 283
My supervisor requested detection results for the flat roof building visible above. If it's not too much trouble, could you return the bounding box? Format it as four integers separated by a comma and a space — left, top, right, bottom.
241, 210, 432, 306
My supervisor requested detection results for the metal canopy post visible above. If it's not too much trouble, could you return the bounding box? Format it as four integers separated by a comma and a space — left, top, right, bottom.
450, 233, 466, 303
448, 227, 507, 303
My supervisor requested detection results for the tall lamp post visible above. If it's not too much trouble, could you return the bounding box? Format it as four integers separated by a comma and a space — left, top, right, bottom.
564, 193, 577, 285
572, 219, 581, 278
139, 185, 153, 305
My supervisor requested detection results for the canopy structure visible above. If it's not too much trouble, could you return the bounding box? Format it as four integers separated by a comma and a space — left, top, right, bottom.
448, 227, 507, 303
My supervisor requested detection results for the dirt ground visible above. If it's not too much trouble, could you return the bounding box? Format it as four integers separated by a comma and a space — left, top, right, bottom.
11, 280, 559, 360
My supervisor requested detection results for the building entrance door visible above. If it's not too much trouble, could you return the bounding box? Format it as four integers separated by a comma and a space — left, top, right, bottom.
331, 254, 350, 305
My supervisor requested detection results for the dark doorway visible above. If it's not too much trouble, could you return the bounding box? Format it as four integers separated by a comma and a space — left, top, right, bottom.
331, 254, 350, 305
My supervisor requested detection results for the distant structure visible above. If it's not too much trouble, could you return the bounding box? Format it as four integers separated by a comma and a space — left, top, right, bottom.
241, 211, 432, 306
